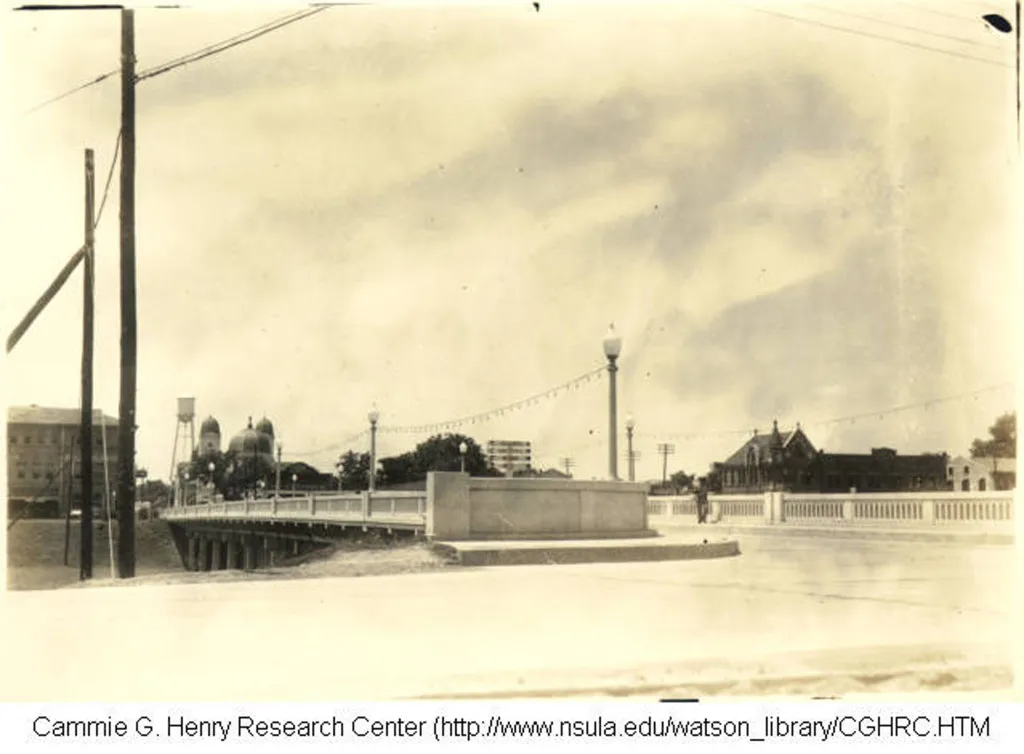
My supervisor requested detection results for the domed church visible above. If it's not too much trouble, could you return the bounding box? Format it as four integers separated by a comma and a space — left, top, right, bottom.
198, 416, 221, 458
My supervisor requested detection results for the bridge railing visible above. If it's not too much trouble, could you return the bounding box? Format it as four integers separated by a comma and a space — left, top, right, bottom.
161, 491, 427, 525
648, 490, 1015, 529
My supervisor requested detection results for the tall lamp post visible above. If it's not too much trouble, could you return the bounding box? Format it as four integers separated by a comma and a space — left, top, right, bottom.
207, 461, 215, 501
291, 473, 297, 494
459, 441, 468, 473
602, 324, 622, 481
625, 415, 636, 482
275, 442, 282, 499
368, 406, 379, 493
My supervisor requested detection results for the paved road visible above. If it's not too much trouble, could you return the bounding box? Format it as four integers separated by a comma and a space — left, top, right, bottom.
0, 534, 1014, 700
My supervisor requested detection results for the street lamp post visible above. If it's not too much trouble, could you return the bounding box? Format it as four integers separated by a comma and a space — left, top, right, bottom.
183, 471, 190, 507
368, 406, 379, 493
459, 441, 468, 473
275, 442, 282, 500
291, 473, 297, 494
207, 461, 215, 501
603, 324, 622, 481
625, 415, 636, 482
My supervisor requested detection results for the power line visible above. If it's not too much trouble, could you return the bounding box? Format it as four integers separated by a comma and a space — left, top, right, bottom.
285, 428, 369, 459
379, 365, 606, 435
135, 6, 330, 82
93, 129, 122, 229
639, 383, 1014, 442
803, 1, 1000, 49
23, 69, 118, 116
808, 383, 1014, 428
737, 2, 1010, 68
23, 6, 330, 114
890, 0, 988, 24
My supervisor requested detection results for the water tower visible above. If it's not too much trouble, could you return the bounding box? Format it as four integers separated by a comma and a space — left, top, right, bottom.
169, 397, 196, 504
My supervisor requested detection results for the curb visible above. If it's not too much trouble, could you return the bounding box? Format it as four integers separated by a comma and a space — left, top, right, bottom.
431, 539, 741, 567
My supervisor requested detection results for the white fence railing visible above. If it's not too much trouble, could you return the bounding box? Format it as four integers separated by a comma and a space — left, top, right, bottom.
648, 491, 1015, 528
162, 491, 427, 526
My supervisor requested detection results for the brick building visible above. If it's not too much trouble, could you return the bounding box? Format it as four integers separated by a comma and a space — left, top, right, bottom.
713, 420, 948, 493
6, 405, 119, 518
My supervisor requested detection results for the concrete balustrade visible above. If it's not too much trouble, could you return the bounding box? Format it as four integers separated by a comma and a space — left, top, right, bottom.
648, 490, 1015, 530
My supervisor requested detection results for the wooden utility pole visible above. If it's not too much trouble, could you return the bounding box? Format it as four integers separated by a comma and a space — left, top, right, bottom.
80, 148, 95, 580
116, 8, 137, 579
63, 441, 75, 566
657, 442, 675, 485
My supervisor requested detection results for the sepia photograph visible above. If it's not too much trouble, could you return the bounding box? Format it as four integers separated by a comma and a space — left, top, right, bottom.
0, 0, 1020, 706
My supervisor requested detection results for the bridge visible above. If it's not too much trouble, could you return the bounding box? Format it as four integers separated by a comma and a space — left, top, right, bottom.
160, 490, 428, 571
158, 478, 1014, 573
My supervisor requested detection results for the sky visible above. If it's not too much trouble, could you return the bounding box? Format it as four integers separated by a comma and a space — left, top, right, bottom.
1, 0, 1019, 484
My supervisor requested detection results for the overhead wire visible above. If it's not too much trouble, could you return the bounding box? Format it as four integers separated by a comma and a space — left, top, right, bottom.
735, 2, 1011, 67
22, 69, 119, 116
93, 129, 122, 230
23, 6, 331, 113
135, 6, 330, 82
801, 1, 1001, 49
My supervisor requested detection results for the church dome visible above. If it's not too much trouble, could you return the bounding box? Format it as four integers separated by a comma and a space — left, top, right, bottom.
228, 428, 261, 454
228, 417, 273, 455
255, 416, 275, 438
200, 416, 220, 434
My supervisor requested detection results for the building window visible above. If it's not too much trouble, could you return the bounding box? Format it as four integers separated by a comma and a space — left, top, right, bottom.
9, 436, 16, 445
978, 478, 987, 492
964, 466, 970, 475
24, 436, 31, 445
961, 479, 970, 491
17, 469, 25, 479
947, 466, 953, 477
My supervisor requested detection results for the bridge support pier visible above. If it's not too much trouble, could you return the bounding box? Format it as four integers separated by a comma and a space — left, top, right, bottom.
188, 534, 200, 571
197, 536, 211, 572
243, 538, 256, 572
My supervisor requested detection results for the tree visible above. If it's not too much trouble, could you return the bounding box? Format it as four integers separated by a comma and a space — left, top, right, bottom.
378, 452, 419, 487
970, 412, 1016, 460
413, 433, 492, 475
336, 450, 371, 491
376, 434, 501, 487
668, 470, 693, 492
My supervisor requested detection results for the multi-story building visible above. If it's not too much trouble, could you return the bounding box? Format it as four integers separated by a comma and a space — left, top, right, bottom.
947, 455, 1016, 492
486, 439, 532, 476
6, 405, 119, 517
713, 420, 947, 493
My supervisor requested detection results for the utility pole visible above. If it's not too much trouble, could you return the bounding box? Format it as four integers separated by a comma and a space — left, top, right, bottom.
80, 148, 95, 580
116, 8, 138, 579
657, 443, 675, 485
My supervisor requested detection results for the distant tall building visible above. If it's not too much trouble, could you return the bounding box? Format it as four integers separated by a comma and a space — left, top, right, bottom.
7, 405, 119, 517
486, 440, 532, 476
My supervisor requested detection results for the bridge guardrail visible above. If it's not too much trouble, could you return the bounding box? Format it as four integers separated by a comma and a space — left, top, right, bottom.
161, 491, 427, 527
648, 490, 1015, 529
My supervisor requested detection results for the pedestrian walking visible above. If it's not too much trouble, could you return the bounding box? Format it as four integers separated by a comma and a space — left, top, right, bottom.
695, 478, 709, 524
